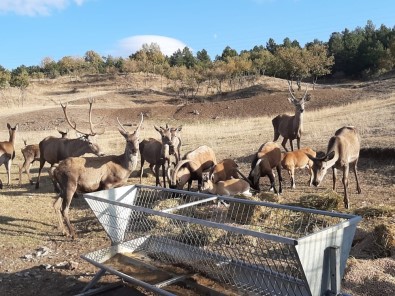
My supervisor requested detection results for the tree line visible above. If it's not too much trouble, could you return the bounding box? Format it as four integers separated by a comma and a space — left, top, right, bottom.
1, 20, 394, 96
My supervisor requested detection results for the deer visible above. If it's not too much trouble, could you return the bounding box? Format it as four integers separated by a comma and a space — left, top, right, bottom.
202, 178, 252, 197
272, 84, 311, 152
138, 125, 175, 187
19, 128, 69, 185
35, 99, 105, 189
51, 114, 144, 239
306, 126, 361, 209
0, 123, 19, 187
280, 147, 318, 189
169, 125, 182, 164
167, 145, 217, 191
248, 142, 283, 194
209, 158, 250, 184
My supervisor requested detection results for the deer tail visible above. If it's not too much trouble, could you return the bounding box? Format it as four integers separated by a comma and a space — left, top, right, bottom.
272, 116, 281, 142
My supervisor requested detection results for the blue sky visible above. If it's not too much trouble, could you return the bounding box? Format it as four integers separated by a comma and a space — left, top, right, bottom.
0, 0, 394, 70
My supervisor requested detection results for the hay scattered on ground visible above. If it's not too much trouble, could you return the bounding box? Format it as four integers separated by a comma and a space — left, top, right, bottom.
354, 206, 395, 218
352, 222, 395, 259
297, 189, 343, 211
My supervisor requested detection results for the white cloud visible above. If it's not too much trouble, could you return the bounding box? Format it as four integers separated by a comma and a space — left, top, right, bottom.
0, 0, 86, 16
113, 35, 188, 57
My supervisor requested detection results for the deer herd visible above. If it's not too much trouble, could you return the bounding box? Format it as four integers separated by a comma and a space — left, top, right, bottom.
0, 85, 362, 239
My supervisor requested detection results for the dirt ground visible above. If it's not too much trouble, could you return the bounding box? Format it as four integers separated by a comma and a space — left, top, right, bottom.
0, 74, 394, 296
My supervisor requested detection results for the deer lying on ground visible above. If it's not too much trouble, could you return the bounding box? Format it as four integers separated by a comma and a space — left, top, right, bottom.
19, 129, 69, 185
209, 158, 250, 184
0, 123, 18, 187
202, 178, 252, 197
138, 125, 175, 187
248, 142, 283, 194
272, 84, 311, 151
35, 99, 104, 189
51, 114, 143, 239
307, 126, 361, 209
281, 147, 317, 189
167, 145, 217, 191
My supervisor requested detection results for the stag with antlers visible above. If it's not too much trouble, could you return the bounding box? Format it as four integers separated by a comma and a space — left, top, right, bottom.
51, 114, 143, 239
35, 99, 104, 189
272, 84, 311, 152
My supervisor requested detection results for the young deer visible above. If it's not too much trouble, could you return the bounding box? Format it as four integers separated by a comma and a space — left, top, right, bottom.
51, 114, 143, 239
0, 123, 19, 186
272, 84, 311, 151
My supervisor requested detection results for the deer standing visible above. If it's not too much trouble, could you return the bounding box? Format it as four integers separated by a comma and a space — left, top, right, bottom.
138, 125, 175, 187
307, 126, 361, 209
272, 85, 310, 151
51, 114, 143, 239
0, 123, 19, 187
35, 99, 104, 189
19, 129, 69, 185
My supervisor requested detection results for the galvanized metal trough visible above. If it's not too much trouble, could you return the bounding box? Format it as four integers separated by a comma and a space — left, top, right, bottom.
80, 184, 361, 296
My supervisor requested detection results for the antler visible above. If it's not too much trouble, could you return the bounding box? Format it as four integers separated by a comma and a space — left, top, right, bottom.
136, 113, 144, 133
301, 85, 309, 101
287, 82, 297, 101
60, 99, 97, 136
117, 117, 128, 133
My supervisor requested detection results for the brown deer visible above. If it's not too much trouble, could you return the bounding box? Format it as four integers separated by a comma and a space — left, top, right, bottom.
51, 114, 143, 239
35, 99, 105, 189
0, 123, 19, 187
138, 125, 175, 187
272, 84, 311, 151
248, 142, 283, 194
307, 126, 361, 209
19, 129, 69, 185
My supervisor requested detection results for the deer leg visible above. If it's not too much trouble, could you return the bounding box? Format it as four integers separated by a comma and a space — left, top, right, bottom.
352, 160, 362, 194
281, 138, 289, 152
62, 183, 77, 239
342, 165, 350, 209
53, 196, 67, 236
161, 164, 166, 188
332, 167, 337, 191
289, 140, 294, 152
139, 158, 145, 184
296, 137, 301, 150
5, 159, 11, 185
268, 172, 277, 194
35, 159, 46, 189
276, 164, 283, 194
154, 164, 161, 187
290, 167, 295, 189
308, 167, 314, 187
26, 163, 34, 185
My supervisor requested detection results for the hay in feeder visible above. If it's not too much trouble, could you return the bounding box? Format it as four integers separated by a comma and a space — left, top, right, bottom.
298, 189, 342, 211
226, 195, 273, 225
147, 198, 182, 230
175, 223, 227, 246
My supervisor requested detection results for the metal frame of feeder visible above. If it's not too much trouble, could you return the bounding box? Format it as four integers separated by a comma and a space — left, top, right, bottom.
79, 184, 361, 296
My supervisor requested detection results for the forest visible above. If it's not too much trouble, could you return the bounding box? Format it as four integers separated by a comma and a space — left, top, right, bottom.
1, 20, 395, 94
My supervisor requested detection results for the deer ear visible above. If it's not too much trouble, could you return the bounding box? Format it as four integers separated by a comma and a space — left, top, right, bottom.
7, 123, 11, 129
154, 126, 161, 132
326, 151, 336, 161
288, 97, 295, 104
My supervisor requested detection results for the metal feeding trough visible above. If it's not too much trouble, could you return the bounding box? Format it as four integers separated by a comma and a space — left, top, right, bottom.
80, 184, 361, 296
